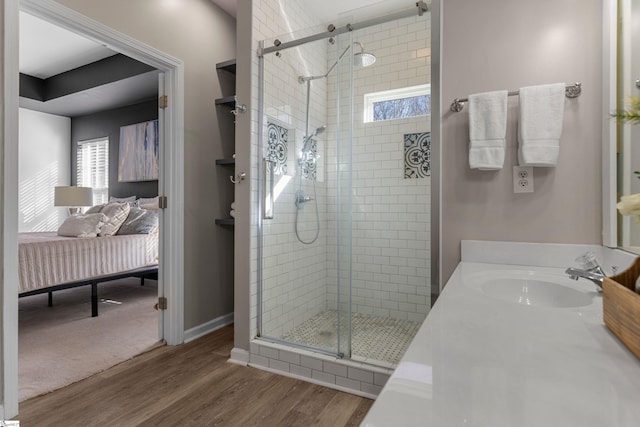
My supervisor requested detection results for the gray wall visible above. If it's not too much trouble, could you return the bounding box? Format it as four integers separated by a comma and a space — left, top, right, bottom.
71, 99, 159, 199
441, 0, 603, 283
56, 0, 237, 330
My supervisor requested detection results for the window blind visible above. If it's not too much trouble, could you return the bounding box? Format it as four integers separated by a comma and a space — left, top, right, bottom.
76, 137, 109, 205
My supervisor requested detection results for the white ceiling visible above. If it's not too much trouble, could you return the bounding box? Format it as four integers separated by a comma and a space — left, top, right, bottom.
298, 0, 417, 23
209, 0, 421, 24
210, 0, 237, 18
20, 12, 116, 79
19, 11, 158, 117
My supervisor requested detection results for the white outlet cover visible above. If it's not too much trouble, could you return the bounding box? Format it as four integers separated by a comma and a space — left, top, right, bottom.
513, 166, 534, 193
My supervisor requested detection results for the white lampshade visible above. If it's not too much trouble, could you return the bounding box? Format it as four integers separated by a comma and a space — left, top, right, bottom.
54, 186, 93, 207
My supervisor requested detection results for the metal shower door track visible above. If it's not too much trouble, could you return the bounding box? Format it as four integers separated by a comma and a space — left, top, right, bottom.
257, 1, 428, 57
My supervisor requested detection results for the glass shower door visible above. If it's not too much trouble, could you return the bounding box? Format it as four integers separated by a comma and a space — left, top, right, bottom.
257, 2, 431, 366
258, 31, 349, 357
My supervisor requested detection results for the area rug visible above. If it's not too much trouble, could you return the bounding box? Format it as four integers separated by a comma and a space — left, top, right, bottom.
19, 277, 161, 401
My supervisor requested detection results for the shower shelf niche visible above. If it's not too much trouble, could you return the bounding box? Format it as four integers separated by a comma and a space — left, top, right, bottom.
214, 58, 237, 227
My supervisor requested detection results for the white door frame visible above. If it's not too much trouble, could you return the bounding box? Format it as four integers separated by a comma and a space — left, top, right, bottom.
2, 0, 185, 418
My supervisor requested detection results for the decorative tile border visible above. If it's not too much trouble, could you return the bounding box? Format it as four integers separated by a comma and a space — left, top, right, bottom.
266, 120, 289, 175
404, 131, 431, 179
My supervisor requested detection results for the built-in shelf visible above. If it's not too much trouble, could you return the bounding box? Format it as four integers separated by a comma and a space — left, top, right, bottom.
215, 158, 236, 166
215, 58, 236, 232
215, 218, 235, 226
215, 95, 236, 108
216, 59, 236, 74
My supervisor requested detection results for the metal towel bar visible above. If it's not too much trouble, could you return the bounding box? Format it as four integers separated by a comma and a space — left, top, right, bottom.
450, 82, 582, 113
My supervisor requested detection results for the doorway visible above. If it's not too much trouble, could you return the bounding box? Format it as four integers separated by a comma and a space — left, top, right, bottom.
2, 0, 185, 418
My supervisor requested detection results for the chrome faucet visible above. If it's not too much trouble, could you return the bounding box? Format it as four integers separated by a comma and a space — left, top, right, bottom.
565, 252, 606, 290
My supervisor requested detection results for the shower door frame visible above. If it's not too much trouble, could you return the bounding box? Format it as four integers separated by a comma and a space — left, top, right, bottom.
255, 0, 441, 358
256, 38, 351, 358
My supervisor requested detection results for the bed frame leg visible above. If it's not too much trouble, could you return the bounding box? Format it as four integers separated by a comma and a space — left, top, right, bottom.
91, 282, 98, 317
48, 291, 53, 307
141, 275, 145, 286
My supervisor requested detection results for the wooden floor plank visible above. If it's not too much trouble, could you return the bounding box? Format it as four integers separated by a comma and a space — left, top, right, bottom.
16, 326, 374, 426
344, 398, 375, 427
311, 392, 370, 427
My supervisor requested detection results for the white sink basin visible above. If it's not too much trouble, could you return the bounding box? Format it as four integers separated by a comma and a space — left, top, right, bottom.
466, 271, 595, 308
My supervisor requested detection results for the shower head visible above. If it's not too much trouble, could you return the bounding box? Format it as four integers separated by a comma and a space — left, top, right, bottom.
299, 41, 377, 83
311, 125, 326, 138
301, 125, 326, 156
354, 52, 377, 67
352, 42, 376, 68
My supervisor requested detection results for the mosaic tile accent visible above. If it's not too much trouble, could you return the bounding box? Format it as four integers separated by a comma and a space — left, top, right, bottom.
404, 131, 431, 179
282, 310, 421, 366
266, 121, 288, 175
301, 138, 317, 181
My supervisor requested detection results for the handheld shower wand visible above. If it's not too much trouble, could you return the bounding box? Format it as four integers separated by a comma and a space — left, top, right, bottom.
300, 125, 326, 162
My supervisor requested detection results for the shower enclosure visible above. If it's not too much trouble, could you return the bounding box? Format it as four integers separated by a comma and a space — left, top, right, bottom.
257, 1, 431, 367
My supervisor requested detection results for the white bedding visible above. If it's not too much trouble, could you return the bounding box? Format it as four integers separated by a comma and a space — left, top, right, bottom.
18, 232, 159, 293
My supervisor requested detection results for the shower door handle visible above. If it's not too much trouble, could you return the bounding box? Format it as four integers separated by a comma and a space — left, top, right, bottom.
263, 158, 274, 219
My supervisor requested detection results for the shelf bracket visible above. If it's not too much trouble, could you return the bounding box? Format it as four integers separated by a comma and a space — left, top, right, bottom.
230, 172, 246, 184
231, 103, 247, 115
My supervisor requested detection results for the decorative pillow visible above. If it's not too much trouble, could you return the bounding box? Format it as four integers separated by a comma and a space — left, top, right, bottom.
117, 208, 159, 235
57, 213, 108, 238
137, 196, 160, 210
85, 204, 105, 214
109, 195, 136, 202
109, 196, 138, 208
98, 202, 131, 236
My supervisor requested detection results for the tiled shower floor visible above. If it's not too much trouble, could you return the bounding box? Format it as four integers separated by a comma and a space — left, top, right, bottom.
282, 310, 421, 366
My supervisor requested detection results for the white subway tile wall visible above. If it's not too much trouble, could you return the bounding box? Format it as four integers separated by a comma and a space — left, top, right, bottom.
249, 339, 393, 398
325, 15, 431, 323
249, 0, 430, 395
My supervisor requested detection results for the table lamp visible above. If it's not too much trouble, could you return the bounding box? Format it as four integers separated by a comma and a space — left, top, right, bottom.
54, 186, 93, 215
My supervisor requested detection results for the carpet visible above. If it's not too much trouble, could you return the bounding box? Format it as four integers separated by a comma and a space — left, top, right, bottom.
19, 277, 162, 402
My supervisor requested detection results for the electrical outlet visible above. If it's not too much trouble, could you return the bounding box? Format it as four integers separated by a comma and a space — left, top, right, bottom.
513, 166, 534, 193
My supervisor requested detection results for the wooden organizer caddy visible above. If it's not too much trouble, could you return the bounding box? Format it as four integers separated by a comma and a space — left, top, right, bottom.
603, 256, 640, 360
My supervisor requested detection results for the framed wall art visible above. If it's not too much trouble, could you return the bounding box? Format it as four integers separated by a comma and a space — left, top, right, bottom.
118, 119, 159, 182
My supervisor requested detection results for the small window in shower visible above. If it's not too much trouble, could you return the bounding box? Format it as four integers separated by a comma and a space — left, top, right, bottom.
363, 84, 431, 123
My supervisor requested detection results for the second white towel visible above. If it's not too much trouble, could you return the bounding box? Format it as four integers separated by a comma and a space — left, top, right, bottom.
518, 83, 565, 167
468, 90, 508, 170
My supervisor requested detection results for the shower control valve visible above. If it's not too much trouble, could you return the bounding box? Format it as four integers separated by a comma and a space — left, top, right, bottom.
295, 191, 313, 208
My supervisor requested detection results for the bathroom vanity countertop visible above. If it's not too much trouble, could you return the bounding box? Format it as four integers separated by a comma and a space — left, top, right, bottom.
361, 261, 640, 427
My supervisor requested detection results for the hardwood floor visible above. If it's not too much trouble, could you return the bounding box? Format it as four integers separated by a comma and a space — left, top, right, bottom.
16, 326, 373, 426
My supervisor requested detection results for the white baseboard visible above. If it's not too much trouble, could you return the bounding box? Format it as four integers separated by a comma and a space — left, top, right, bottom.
183, 312, 234, 343
229, 347, 250, 366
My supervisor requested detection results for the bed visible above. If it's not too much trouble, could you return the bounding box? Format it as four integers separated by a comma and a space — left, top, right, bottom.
18, 231, 159, 317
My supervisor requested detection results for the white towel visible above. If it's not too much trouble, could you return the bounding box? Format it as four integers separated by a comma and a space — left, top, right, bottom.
230, 209, 235, 218
518, 83, 565, 167
230, 202, 236, 210
468, 90, 508, 170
